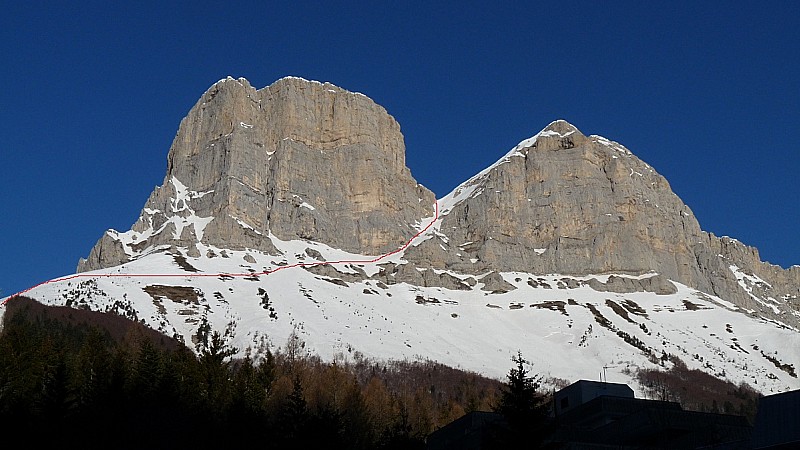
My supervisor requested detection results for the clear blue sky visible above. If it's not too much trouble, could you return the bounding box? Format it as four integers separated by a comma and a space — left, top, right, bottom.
2, 1, 798, 297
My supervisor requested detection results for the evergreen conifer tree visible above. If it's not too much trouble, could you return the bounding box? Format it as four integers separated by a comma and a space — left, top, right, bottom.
494, 351, 548, 446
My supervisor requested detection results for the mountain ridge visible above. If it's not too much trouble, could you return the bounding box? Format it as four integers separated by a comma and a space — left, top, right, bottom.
8, 76, 800, 395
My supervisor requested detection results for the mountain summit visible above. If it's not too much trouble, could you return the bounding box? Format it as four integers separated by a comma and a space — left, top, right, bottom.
78, 76, 434, 272
19, 76, 799, 393
408, 119, 799, 325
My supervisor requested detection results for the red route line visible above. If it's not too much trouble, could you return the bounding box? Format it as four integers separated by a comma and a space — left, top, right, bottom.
3, 201, 440, 305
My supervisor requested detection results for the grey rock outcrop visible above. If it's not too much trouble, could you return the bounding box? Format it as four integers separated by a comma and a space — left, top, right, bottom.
406, 120, 705, 281
586, 275, 677, 295
77, 232, 130, 271
79, 76, 435, 271
479, 272, 517, 293
368, 263, 475, 291
404, 120, 799, 326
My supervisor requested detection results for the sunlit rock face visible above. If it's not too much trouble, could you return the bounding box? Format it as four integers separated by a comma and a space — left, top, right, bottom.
78, 77, 799, 329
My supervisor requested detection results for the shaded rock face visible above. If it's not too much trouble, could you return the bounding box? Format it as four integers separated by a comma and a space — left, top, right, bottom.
79, 76, 435, 271
693, 234, 800, 320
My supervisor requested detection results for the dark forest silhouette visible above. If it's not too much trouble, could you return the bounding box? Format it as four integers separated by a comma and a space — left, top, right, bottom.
0, 296, 761, 448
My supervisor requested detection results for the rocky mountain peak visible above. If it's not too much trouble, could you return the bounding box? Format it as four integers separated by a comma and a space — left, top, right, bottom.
405, 120, 799, 326
75, 77, 799, 329
78, 76, 435, 272
542, 119, 579, 134
526, 119, 588, 151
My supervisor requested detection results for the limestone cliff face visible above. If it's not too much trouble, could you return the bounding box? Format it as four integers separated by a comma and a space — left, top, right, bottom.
403, 120, 799, 325
76, 78, 798, 327
78, 76, 435, 271
407, 120, 705, 280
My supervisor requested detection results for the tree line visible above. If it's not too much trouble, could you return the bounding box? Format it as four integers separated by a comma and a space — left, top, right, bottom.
0, 297, 502, 448
0, 296, 761, 448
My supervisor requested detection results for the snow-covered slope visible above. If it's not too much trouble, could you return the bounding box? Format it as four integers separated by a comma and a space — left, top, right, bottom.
9, 227, 800, 395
